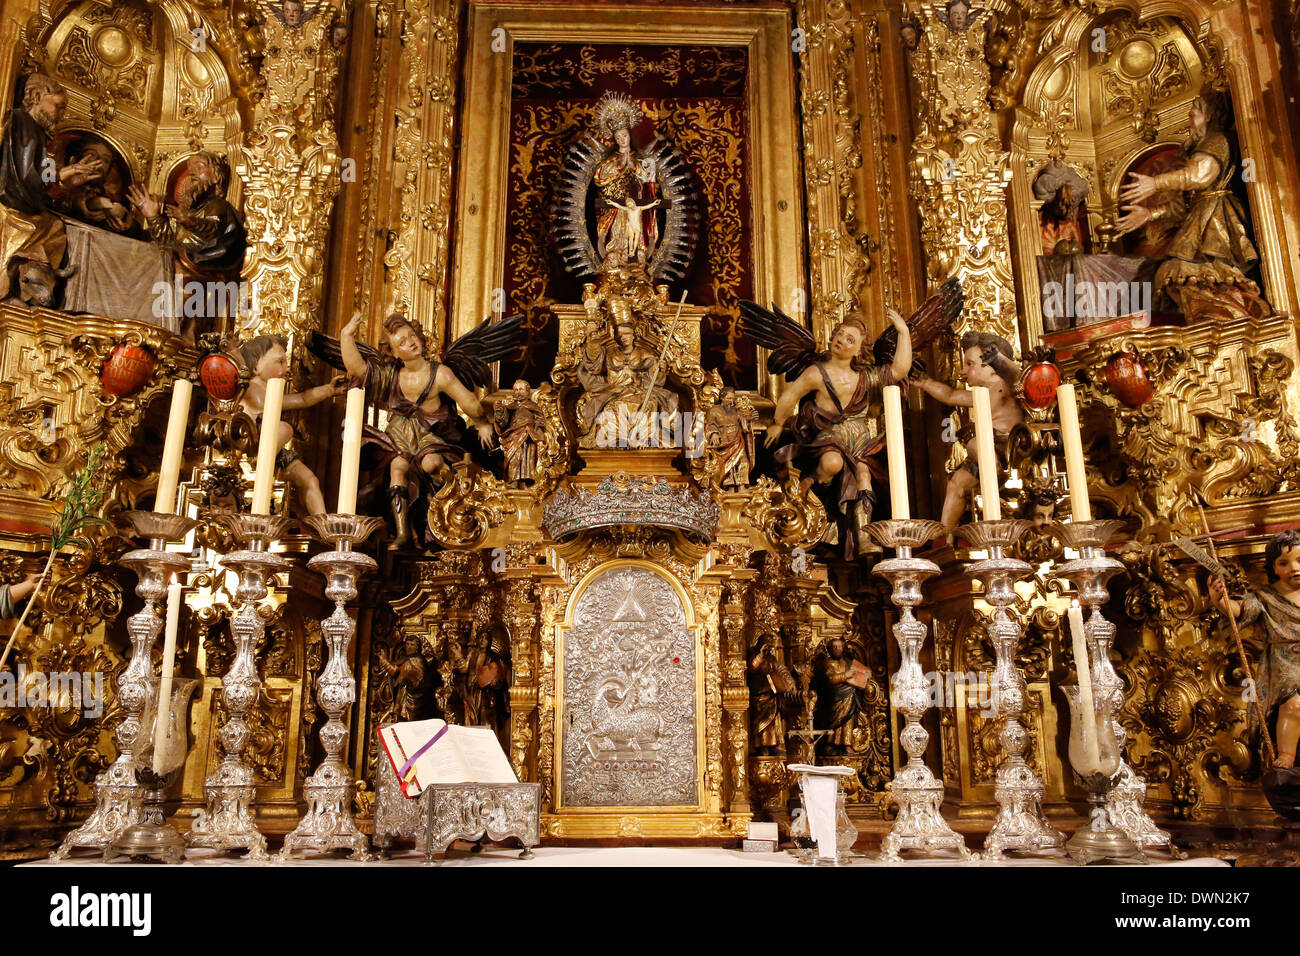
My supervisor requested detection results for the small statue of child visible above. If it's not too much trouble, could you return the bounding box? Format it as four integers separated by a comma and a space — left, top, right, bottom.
912, 330, 1022, 531
239, 335, 346, 515
1210, 530, 1300, 768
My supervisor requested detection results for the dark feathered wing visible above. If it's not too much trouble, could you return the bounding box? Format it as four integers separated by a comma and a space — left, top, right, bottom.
442, 313, 526, 391
872, 277, 964, 367
737, 300, 822, 380
308, 331, 380, 373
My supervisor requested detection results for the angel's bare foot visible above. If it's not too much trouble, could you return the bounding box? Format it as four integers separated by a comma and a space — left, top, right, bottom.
1276, 751, 1296, 769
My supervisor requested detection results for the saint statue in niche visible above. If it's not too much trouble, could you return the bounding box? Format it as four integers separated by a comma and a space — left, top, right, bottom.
1114, 90, 1272, 323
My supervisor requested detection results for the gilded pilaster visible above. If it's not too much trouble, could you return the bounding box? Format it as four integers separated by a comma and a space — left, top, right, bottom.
904, 2, 1017, 365
795, 0, 872, 343
235, 1, 348, 342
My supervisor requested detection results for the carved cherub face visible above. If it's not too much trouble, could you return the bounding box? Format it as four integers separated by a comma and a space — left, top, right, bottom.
1030, 501, 1054, 530
829, 323, 863, 361
254, 342, 288, 380
387, 322, 424, 361
283, 0, 304, 26
948, 0, 970, 30
1273, 546, 1300, 593
960, 346, 1001, 389
512, 380, 530, 400
900, 23, 919, 49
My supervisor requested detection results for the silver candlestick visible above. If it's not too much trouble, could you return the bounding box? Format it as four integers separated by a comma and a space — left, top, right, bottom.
960, 519, 1066, 859
187, 513, 292, 860
279, 514, 384, 861
866, 518, 970, 863
52, 511, 195, 860
1054, 519, 1171, 852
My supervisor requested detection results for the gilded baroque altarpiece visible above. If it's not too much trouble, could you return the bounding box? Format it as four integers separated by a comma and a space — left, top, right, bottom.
0, 0, 1298, 854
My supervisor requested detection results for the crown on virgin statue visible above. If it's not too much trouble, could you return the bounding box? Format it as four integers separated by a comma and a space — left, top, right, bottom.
593, 91, 645, 141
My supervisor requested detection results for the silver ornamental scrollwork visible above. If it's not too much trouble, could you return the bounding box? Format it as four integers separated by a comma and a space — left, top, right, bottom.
560, 565, 698, 808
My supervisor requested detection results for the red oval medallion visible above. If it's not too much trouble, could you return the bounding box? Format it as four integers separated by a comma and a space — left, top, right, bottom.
1104, 352, 1155, 407
100, 344, 156, 397
1022, 362, 1061, 410
199, 353, 241, 401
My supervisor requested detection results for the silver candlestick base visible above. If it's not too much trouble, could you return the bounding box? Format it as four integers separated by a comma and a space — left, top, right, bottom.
960, 519, 1066, 859
279, 514, 385, 862
866, 519, 970, 863
52, 512, 194, 860
104, 765, 187, 864
1053, 519, 1172, 853
188, 513, 293, 861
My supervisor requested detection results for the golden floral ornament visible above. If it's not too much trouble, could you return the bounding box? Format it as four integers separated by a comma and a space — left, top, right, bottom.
425, 463, 512, 549
741, 472, 829, 552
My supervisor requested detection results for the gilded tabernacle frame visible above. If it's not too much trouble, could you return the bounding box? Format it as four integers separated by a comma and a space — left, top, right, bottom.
451, 2, 805, 395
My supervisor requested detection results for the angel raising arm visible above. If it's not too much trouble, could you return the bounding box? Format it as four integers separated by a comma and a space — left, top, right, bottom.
313, 309, 523, 550
740, 279, 963, 557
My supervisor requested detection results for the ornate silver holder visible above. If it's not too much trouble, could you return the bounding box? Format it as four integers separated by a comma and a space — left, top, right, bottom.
959, 519, 1066, 859
1066, 768, 1148, 865
866, 519, 970, 863
279, 514, 385, 862
1061, 683, 1148, 867
1052, 519, 1172, 853
188, 512, 293, 861
104, 765, 187, 864
53, 511, 195, 860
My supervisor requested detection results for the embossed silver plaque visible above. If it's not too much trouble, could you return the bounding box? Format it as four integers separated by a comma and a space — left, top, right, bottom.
560, 565, 698, 807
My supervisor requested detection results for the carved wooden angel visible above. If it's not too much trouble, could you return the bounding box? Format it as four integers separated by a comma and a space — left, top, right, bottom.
310, 310, 523, 549
739, 278, 963, 557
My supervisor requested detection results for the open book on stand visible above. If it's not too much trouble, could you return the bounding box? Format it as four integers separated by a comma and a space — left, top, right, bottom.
379, 718, 517, 798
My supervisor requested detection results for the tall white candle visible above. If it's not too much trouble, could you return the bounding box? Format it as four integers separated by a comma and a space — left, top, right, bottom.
882, 385, 909, 521
1056, 383, 1091, 522
152, 576, 183, 773
971, 386, 1001, 521
250, 377, 286, 515
1068, 600, 1101, 775
336, 387, 365, 515
154, 379, 192, 515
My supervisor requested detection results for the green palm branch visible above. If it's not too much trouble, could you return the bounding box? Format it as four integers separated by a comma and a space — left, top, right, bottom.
0, 442, 110, 671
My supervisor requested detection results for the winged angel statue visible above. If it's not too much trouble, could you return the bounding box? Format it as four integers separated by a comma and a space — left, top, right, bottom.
310, 311, 523, 549
739, 279, 964, 557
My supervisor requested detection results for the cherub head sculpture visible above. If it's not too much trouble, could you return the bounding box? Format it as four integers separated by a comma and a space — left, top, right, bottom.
829, 316, 871, 370
378, 312, 431, 363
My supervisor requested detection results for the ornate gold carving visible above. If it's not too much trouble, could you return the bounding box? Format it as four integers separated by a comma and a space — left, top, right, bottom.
795, 0, 871, 340
425, 464, 512, 549
905, 2, 1018, 379
1073, 317, 1300, 539
742, 473, 829, 551
236, 0, 347, 342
